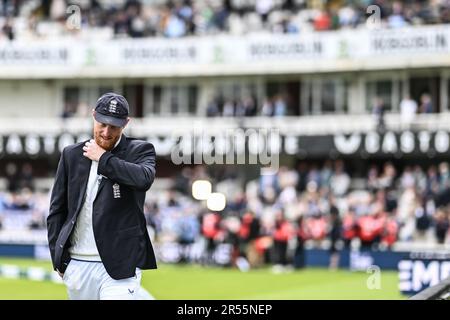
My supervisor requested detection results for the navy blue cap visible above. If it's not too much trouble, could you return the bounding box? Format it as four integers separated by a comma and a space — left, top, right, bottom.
94, 92, 129, 127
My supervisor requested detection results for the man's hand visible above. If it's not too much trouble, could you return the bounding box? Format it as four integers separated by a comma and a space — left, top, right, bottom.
83, 139, 106, 162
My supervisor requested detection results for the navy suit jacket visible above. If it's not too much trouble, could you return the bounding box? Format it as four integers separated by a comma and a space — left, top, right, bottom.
47, 135, 157, 280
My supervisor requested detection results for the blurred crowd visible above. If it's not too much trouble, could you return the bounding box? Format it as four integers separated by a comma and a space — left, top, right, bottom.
1, 0, 450, 41
1, 160, 449, 268
373, 93, 435, 132
206, 94, 288, 117
144, 160, 450, 269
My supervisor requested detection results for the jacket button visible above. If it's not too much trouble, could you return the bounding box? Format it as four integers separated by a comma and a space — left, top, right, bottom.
60, 244, 63, 248
71, 220, 75, 225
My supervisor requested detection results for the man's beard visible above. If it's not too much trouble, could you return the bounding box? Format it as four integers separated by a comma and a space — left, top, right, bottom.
94, 132, 119, 151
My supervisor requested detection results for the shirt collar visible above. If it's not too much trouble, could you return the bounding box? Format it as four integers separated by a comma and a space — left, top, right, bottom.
113, 135, 122, 150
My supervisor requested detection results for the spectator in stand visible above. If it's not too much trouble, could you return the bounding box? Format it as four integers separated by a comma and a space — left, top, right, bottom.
330, 160, 350, 197
434, 207, 449, 244
5, 162, 20, 193
414, 195, 432, 242
328, 205, 341, 270
177, 211, 200, 246
367, 165, 379, 192
438, 162, 450, 192
61, 102, 76, 119
296, 162, 309, 193
419, 93, 433, 113
320, 160, 333, 190
234, 99, 246, 117
388, 1, 408, 28
243, 96, 257, 116
305, 213, 327, 243
272, 210, 294, 271
425, 165, 439, 198
2, 0, 450, 41
378, 162, 396, 191
314, 10, 331, 31
18, 162, 35, 192
273, 95, 287, 117
1, 17, 14, 40
400, 94, 417, 129
238, 211, 262, 268
372, 96, 386, 132
206, 98, 220, 117
261, 98, 274, 117
293, 215, 308, 269
342, 206, 357, 248
201, 211, 223, 265
381, 211, 399, 249
222, 100, 235, 117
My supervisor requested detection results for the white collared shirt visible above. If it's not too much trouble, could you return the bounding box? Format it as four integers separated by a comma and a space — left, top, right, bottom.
68, 136, 121, 261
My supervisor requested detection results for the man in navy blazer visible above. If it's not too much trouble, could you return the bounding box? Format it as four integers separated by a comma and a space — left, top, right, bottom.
47, 92, 157, 300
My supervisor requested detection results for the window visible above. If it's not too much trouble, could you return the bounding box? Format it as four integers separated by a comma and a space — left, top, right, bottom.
153, 86, 162, 114
188, 85, 197, 114
145, 84, 198, 116
301, 78, 348, 115
62, 87, 79, 117
321, 81, 336, 113
366, 80, 392, 111
99, 86, 113, 96
212, 80, 259, 116
265, 81, 300, 115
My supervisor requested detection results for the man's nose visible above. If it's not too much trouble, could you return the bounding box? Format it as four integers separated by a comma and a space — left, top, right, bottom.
103, 126, 112, 136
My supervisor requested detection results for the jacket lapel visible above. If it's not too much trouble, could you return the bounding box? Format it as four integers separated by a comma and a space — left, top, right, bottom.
75, 148, 92, 215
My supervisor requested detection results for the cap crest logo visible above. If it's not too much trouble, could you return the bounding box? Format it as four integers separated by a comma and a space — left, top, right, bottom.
109, 100, 118, 113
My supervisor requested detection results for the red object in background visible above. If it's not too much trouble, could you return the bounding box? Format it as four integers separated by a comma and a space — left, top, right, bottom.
238, 212, 253, 239
358, 215, 384, 242
297, 221, 310, 241
382, 218, 399, 246
306, 216, 327, 240
273, 220, 294, 242
342, 213, 357, 240
314, 11, 331, 31
202, 212, 221, 239
254, 236, 272, 255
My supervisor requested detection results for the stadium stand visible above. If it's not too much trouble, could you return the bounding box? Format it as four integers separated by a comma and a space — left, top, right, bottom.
1, 0, 450, 41
1, 1, 450, 298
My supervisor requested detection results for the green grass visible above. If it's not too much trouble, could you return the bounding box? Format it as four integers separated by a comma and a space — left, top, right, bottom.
0, 258, 405, 300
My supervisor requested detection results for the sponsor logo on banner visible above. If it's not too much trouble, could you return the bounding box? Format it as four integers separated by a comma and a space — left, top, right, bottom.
398, 252, 450, 295
0, 25, 449, 71
155, 242, 232, 266
334, 130, 450, 155
0, 47, 68, 65
371, 29, 448, 54
2, 130, 450, 158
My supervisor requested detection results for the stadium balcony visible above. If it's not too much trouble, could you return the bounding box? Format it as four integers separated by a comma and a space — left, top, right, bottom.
2, 113, 450, 136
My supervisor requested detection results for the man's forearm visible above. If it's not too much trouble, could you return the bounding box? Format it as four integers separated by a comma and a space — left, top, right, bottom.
97, 144, 156, 191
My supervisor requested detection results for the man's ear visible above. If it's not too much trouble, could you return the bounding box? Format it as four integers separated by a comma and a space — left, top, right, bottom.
124, 117, 131, 128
